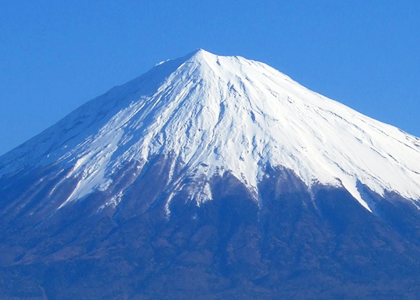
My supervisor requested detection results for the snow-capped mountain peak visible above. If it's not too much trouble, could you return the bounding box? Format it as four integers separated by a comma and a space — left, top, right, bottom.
1, 49, 420, 213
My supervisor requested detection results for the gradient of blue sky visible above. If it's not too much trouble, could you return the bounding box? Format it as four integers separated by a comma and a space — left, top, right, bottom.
1, 0, 419, 155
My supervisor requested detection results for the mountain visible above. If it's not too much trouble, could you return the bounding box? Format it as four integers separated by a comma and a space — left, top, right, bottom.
1, 49, 420, 299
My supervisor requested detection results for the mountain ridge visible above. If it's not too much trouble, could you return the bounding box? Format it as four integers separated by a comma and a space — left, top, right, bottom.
2, 50, 420, 299
1, 49, 420, 215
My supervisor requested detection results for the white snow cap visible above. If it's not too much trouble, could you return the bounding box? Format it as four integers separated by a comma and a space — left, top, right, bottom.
2, 49, 420, 211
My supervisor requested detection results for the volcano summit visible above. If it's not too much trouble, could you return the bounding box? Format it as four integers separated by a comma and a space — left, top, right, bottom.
1, 50, 420, 299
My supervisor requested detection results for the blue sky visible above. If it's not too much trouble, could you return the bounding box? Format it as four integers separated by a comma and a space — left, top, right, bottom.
1, 0, 419, 155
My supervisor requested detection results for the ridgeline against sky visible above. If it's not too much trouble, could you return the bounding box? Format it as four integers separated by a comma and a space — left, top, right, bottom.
1, 50, 420, 299
2, 50, 420, 215
1, 1, 420, 155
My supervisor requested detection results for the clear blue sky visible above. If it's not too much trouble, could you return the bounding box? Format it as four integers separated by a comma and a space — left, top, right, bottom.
1, 1, 419, 155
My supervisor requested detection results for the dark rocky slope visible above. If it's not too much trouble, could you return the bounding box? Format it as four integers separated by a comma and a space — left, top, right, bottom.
2, 162, 420, 299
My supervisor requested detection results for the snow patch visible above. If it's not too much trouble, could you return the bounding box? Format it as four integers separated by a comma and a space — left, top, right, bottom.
2, 50, 420, 213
